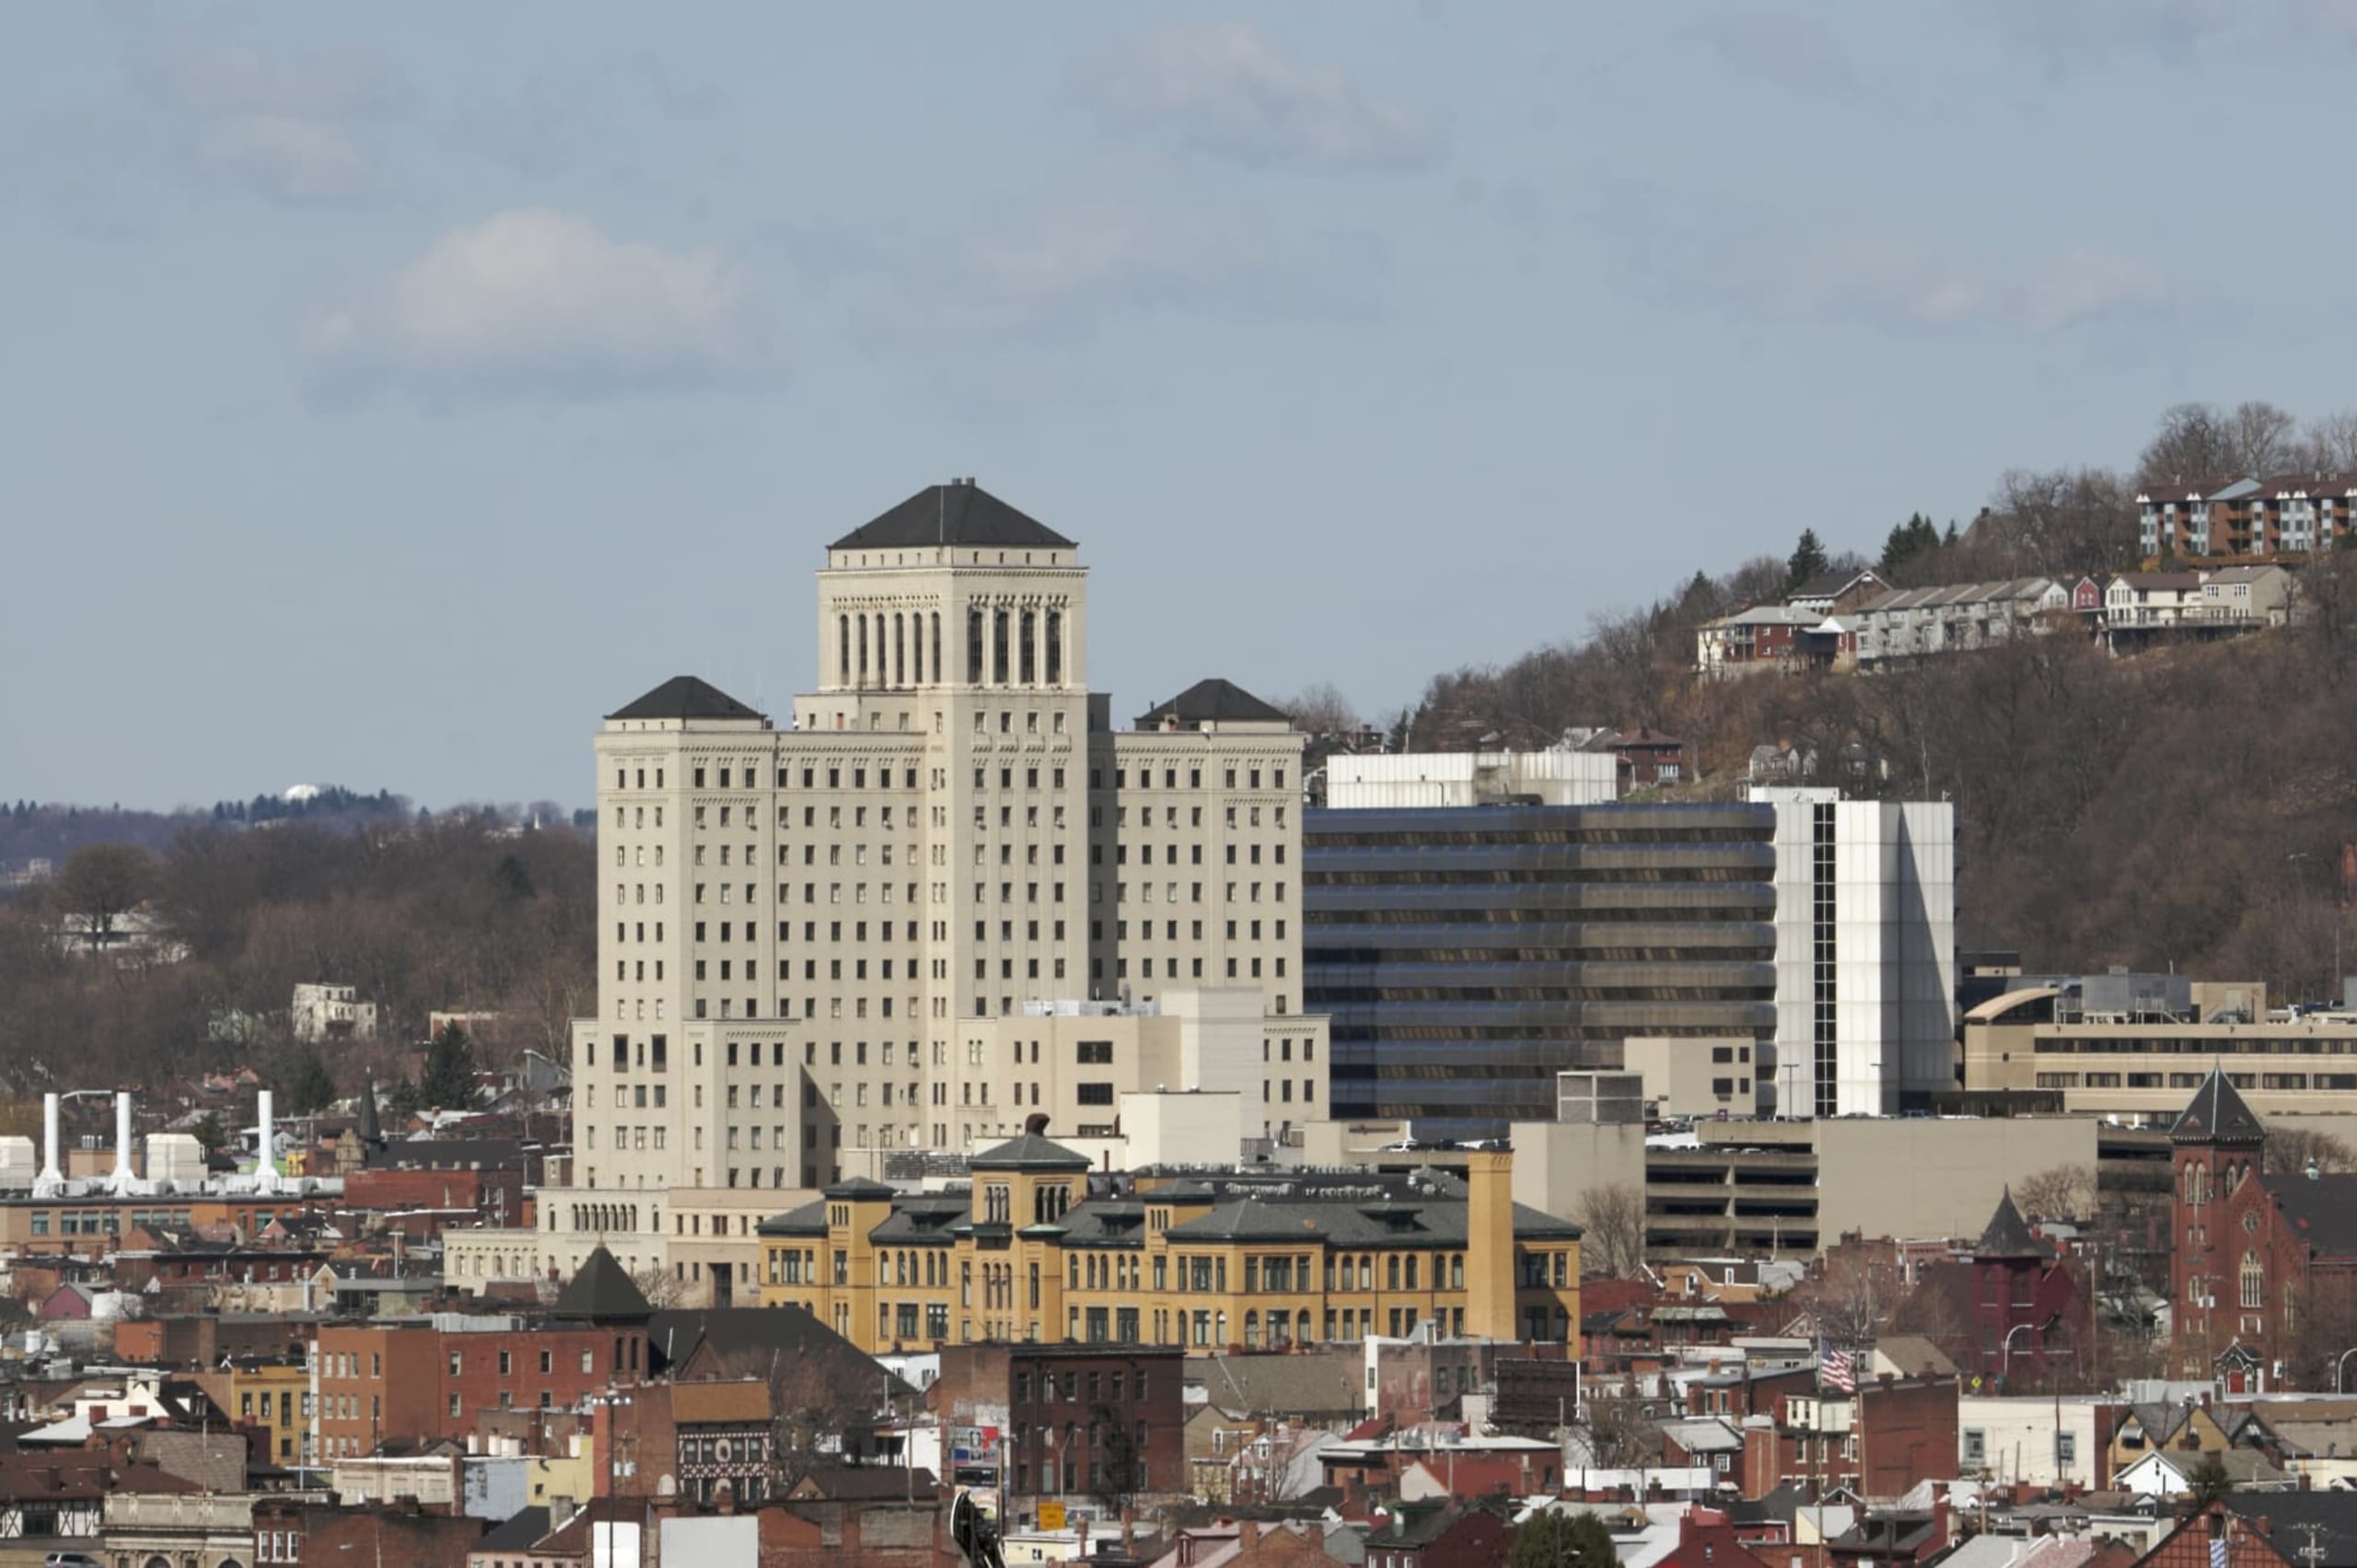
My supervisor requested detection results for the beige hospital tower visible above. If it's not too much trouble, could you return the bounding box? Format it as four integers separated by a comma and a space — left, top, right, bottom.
556, 480, 1322, 1260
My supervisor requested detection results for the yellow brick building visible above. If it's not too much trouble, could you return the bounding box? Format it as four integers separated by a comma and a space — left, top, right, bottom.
194, 1358, 311, 1466
757, 1133, 1579, 1353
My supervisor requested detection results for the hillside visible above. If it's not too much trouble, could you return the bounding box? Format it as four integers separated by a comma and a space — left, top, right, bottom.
1377, 550, 2357, 999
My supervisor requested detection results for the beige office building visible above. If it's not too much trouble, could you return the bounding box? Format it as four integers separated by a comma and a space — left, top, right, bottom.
569, 481, 1311, 1204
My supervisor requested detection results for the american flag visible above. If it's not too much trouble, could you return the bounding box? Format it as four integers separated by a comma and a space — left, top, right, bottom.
1821, 1345, 1856, 1393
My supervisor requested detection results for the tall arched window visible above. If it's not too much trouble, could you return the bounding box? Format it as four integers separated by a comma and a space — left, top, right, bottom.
893, 613, 906, 686
1046, 609, 1062, 685
2242, 1251, 2266, 1309
838, 616, 851, 688
967, 609, 985, 684
1019, 610, 1037, 684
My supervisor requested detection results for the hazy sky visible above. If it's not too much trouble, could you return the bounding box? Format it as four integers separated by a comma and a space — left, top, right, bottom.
7, 3, 2354, 810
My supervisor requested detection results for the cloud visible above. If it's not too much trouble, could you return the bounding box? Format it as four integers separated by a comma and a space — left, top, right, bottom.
1964, 0, 2246, 67
1074, 23, 1440, 171
132, 33, 415, 122
1752, 238, 2168, 332
1700, 11, 1856, 94
199, 114, 376, 203
849, 194, 1382, 348
303, 208, 783, 403
126, 27, 412, 206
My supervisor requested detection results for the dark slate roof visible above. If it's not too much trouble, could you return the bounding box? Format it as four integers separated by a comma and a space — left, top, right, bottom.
1135, 678, 1290, 729
2267, 1173, 2357, 1258
830, 482, 1074, 552
970, 1133, 1092, 1172
2229, 1494, 2357, 1568
758, 1199, 829, 1237
789, 1465, 941, 1500
551, 1245, 654, 1323
823, 1175, 898, 1200
478, 1507, 552, 1554
1977, 1189, 2051, 1258
2171, 1066, 2267, 1145
606, 675, 762, 722
868, 1192, 975, 1243
647, 1307, 914, 1399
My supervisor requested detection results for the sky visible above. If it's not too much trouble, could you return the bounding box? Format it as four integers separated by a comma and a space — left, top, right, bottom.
6, 2, 2357, 811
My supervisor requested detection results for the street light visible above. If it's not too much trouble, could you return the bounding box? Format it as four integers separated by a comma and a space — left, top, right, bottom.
2335, 1347, 2357, 1395
2002, 1323, 2035, 1381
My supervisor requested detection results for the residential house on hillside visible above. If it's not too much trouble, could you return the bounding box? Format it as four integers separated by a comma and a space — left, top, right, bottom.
1786, 569, 1894, 616
1851, 578, 2071, 666
2140, 474, 2357, 560
1697, 605, 1827, 679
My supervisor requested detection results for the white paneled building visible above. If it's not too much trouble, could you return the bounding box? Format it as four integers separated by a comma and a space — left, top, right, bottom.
1752, 788, 1956, 1118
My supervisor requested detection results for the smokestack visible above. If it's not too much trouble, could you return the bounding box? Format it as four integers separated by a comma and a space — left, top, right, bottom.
33, 1093, 62, 1197
110, 1092, 136, 1193
254, 1089, 282, 1193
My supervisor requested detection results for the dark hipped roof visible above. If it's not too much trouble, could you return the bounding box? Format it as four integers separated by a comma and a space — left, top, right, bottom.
2266, 1174, 2357, 1258
1977, 1190, 2050, 1259
831, 482, 1074, 551
477, 1507, 552, 1553
2171, 1066, 2267, 1146
551, 1245, 654, 1323
607, 675, 761, 722
1135, 678, 1290, 728
970, 1133, 1092, 1172
822, 1175, 898, 1200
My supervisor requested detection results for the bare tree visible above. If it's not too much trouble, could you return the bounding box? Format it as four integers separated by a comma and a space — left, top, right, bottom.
1575, 1387, 1663, 1469
1791, 1246, 1902, 1348
2228, 400, 2301, 478
2014, 1164, 2096, 1223
1573, 1183, 1645, 1279
2138, 402, 2239, 486
50, 842, 159, 950
1275, 683, 1361, 739
2297, 410, 2357, 474
2266, 1125, 2355, 1178
631, 1263, 686, 1310
1988, 468, 2138, 578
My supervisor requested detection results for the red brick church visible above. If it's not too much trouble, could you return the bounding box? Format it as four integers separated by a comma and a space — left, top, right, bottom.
2168, 1066, 2357, 1386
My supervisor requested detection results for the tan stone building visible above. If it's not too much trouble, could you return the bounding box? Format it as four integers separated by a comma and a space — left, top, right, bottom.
543, 481, 1315, 1280
757, 1133, 1580, 1354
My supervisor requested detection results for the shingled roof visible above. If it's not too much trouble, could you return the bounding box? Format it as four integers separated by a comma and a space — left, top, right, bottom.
1135, 678, 1290, 729
1976, 1189, 2050, 1259
830, 481, 1074, 551
606, 675, 762, 722
970, 1132, 1092, 1172
2171, 1065, 2267, 1146
551, 1244, 654, 1323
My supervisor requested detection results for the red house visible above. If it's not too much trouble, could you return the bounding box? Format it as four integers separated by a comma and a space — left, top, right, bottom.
2168, 1067, 2357, 1386
1968, 1191, 2084, 1388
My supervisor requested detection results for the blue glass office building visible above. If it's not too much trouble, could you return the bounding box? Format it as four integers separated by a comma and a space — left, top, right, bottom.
1303, 803, 1780, 1134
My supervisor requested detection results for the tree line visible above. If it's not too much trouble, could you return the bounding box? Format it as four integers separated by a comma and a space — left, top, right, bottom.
0, 818, 595, 1100
1277, 400, 2357, 994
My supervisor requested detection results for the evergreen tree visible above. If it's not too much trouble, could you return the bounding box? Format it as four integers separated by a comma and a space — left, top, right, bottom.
1786, 528, 1830, 591
281, 1047, 339, 1116
191, 1111, 230, 1156
493, 854, 536, 902
1509, 1511, 1617, 1568
419, 1024, 479, 1110
386, 1077, 423, 1120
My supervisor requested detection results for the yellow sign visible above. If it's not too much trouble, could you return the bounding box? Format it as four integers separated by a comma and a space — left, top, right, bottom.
1038, 1503, 1066, 1531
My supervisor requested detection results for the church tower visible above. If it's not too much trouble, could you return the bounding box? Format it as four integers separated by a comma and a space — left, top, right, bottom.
2168, 1065, 2266, 1361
